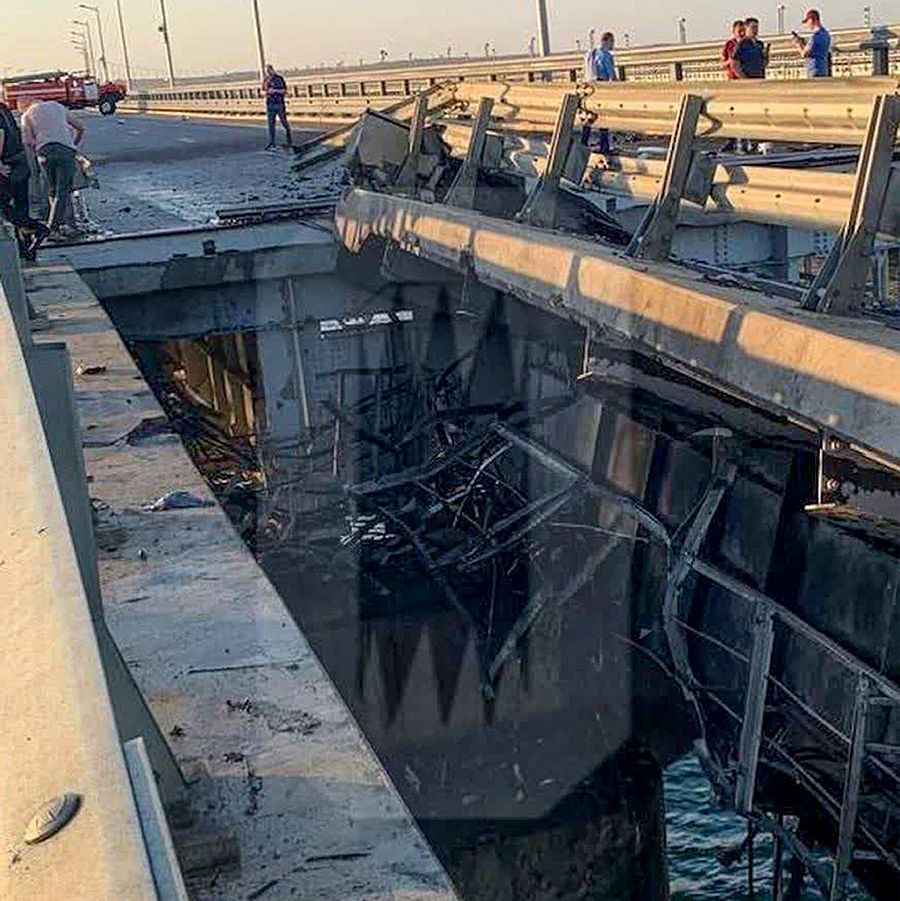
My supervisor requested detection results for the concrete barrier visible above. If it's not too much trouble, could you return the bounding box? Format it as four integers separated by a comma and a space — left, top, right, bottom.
335, 189, 900, 467
0, 224, 184, 899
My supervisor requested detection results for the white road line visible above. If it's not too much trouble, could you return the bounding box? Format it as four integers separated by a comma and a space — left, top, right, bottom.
177, 138, 198, 144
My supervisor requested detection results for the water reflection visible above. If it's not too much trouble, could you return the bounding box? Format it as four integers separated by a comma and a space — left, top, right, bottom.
126, 272, 899, 900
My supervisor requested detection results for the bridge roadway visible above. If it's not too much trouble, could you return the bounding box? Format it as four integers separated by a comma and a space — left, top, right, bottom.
75, 112, 320, 234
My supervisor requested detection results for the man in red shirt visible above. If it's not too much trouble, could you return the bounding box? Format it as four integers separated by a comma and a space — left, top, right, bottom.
721, 20, 747, 80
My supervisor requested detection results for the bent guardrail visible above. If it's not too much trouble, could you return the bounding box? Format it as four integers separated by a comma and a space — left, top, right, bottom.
0, 225, 187, 900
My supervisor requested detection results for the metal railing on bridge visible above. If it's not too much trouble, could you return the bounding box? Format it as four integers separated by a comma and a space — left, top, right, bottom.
124, 25, 900, 122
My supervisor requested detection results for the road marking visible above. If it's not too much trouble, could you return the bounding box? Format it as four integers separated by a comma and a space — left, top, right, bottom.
177, 137, 198, 144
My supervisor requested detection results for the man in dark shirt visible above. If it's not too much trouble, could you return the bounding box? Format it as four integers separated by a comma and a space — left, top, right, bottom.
263, 64, 292, 151
736, 17, 768, 79
0, 101, 46, 259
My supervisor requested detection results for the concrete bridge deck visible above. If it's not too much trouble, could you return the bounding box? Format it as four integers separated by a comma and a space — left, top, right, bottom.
17, 253, 456, 901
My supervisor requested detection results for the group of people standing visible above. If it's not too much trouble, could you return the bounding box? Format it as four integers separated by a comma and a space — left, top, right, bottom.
581, 9, 833, 154
0, 98, 84, 260
722, 8, 832, 81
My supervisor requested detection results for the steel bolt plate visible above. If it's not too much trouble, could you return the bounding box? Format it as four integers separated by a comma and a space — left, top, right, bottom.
24, 794, 81, 845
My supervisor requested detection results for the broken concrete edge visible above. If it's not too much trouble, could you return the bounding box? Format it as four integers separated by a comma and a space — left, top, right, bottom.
0, 248, 158, 899
335, 187, 900, 468
44, 220, 339, 300
23, 260, 459, 899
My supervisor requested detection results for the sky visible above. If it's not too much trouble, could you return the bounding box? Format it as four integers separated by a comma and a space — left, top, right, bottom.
0, 1, 890, 79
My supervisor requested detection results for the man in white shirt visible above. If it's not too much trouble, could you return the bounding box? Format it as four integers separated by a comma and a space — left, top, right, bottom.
21, 100, 85, 234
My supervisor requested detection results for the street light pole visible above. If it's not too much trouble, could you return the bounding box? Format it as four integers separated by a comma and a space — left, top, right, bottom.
863, 6, 872, 28
677, 17, 687, 44
535, 0, 551, 56
114, 0, 134, 91
777, 5, 786, 34
79, 5, 109, 83
73, 20, 96, 76
250, 0, 267, 82
158, 0, 176, 88
71, 38, 90, 74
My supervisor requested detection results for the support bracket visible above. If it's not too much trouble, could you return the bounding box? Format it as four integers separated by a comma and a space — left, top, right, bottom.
802, 94, 900, 315
517, 92, 583, 229
626, 93, 704, 261
734, 604, 775, 814
395, 93, 430, 193
830, 677, 870, 900
446, 97, 494, 209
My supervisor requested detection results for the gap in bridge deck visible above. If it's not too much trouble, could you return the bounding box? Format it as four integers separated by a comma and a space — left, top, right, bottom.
97, 257, 900, 901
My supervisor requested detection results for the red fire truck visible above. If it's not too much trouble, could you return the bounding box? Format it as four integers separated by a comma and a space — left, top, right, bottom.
1, 71, 127, 116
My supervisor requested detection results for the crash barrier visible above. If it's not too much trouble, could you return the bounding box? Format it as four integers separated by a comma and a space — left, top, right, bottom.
295, 74, 899, 312
0, 225, 188, 900
124, 25, 900, 121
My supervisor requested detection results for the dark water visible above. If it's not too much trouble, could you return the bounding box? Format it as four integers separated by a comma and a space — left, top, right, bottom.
119, 272, 897, 900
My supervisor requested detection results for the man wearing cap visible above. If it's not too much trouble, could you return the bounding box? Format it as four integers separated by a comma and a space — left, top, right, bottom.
793, 9, 831, 78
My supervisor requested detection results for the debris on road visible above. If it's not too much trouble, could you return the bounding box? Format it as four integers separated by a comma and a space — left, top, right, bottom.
145, 490, 215, 512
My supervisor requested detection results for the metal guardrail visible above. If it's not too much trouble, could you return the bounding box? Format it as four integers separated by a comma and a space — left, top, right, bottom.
436, 125, 900, 234
125, 25, 900, 121
0, 225, 187, 900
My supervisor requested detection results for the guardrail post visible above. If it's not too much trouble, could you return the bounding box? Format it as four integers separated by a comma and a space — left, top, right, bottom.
734, 605, 775, 814
861, 32, 891, 76
626, 93, 704, 261
446, 97, 494, 208
395, 93, 430, 191
830, 677, 870, 900
517, 92, 583, 228
802, 94, 900, 314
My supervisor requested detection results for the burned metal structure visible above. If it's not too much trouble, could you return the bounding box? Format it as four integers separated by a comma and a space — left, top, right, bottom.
238, 74, 900, 899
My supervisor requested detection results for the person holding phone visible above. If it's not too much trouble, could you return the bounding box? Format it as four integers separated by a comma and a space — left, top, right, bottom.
793, 9, 832, 78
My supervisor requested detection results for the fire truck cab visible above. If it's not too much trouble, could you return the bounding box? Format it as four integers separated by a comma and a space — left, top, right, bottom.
1, 71, 127, 116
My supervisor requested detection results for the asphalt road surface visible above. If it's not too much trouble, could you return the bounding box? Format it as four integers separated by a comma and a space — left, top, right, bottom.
73, 111, 325, 233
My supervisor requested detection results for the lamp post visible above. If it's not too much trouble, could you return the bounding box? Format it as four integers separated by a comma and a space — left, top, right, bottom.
71, 38, 90, 74
863, 6, 872, 28
158, 0, 176, 88
78, 5, 109, 82
113, 0, 134, 91
677, 17, 687, 44
777, 4, 786, 34
535, 0, 551, 56
250, 0, 267, 82
72, 20, 96, 76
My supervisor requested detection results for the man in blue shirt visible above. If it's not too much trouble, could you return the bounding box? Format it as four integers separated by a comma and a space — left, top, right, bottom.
263, 63, 293, 150
793, 9, 831, 78
583, 32, 617, 153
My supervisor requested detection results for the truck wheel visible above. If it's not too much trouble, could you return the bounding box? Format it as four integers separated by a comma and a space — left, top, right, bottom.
98, 97, 117, 116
